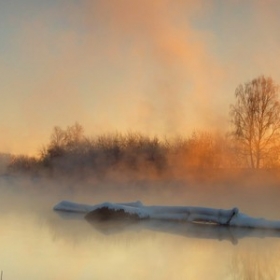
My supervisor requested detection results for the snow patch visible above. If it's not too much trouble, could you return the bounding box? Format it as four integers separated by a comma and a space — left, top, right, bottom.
53, 200, 280, 230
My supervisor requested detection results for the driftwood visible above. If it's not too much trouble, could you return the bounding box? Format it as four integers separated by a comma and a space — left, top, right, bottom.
53, 200, 280, 244
53, 200, 280, 230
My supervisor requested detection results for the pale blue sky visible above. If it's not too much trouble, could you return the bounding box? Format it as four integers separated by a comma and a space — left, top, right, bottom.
1, 0, 280, 154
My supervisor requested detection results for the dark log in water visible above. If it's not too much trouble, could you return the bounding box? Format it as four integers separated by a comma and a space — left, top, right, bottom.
85, 207, 142, 222
54, 200, 280, 230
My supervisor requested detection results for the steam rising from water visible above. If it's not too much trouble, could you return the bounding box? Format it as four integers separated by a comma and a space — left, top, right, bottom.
1, 173, 280, 279
1, 168, 280, 220
1, 1, 280, 278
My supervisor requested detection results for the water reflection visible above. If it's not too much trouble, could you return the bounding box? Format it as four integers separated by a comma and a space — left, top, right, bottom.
1, 208, 280, 279
229, 243, 280, 280
1, 179, 280, 280
82, 212, 280, 245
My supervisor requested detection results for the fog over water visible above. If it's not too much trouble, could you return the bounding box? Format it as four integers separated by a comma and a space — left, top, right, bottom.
2, 170, 280, 217
1, 1, 280, 278
1, 172, 280, 279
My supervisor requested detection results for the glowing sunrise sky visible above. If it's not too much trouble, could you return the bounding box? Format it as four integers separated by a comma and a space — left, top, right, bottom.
0, 0, 280, 155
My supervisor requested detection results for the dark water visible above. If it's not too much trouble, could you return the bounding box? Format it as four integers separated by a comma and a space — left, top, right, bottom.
1, 175, 280, 279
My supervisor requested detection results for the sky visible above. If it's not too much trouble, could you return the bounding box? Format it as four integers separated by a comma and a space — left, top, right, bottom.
1, 0, 280, 155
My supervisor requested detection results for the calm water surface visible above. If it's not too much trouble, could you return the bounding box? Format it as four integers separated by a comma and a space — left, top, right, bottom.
1, 178, 280, 279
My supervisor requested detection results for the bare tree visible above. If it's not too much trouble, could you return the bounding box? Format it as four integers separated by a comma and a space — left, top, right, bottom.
230, 75, 280, 168
50, 126, 65, 148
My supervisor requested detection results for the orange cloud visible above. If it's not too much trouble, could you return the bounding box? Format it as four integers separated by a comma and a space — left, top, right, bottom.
3, 0, 280, 155
79, 0, 224, 132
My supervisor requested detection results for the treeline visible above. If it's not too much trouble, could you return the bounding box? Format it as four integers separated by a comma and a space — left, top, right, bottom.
5, 75, 280, 180
6, 120, 280, 181
5, 122, 262, 180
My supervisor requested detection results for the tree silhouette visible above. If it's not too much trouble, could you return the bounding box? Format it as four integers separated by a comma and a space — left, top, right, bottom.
230, 75, 280, 168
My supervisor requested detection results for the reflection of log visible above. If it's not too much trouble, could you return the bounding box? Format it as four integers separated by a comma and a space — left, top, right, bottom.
84, 217, 280, 245
53, 200, 280, 230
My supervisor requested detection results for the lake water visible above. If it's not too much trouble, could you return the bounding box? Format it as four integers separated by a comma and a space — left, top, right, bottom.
1, 176, 280, 279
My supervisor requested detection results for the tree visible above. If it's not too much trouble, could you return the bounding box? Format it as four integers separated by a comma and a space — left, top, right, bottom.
230, 75, 280, 169
40, 122, 85, 162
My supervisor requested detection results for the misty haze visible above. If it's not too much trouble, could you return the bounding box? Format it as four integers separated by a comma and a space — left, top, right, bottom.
1, 1, 280, 280
2, 119, 280, 279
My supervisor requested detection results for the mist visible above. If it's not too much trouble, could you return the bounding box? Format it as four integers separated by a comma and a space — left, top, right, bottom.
2, 122, 280, 220
2, 1, 280, 278
3, 154, 280, 220
2, 129, 280, 279
1, 1, 280, 154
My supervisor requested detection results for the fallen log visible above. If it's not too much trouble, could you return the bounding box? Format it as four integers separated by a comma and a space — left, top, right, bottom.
53, 200, 280, 230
